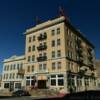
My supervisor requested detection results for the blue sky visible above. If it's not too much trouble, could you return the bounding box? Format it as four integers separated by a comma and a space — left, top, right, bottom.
0, 0, 100, 73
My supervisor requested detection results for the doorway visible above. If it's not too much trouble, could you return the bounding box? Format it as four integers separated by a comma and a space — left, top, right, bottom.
38, 80, 46, 89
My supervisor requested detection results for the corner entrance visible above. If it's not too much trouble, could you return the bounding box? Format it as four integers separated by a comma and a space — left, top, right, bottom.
38, 80, 46, 89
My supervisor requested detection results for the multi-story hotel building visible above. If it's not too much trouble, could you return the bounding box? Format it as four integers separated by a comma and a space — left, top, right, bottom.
2, 55, 25, 91
2, 15, 97, 93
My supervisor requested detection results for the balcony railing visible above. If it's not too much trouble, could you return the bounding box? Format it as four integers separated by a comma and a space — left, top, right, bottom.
38, 34, 47, 41
18, 69, 25, 75
37, 45, 47, 51
37, 56, 47, 62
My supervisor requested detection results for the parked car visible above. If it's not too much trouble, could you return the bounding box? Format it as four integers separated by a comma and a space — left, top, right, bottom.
12, 90, 30, 97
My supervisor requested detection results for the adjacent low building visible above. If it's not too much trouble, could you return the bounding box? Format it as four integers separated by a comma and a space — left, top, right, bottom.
2, 15, 97, 93
2, 55, 25, 91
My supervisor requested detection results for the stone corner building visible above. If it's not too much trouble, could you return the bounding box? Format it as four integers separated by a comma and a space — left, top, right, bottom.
2, 15, 97, 93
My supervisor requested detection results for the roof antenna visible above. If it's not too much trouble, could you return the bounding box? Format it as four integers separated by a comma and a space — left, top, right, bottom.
59, 6, 70, 22
36, 16, 42, 25
59, 6, 65, 16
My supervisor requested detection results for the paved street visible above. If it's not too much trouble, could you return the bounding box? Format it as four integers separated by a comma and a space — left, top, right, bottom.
0, 96, 33, 100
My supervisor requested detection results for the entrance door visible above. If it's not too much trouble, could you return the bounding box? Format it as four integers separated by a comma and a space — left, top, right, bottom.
38, 80, 46, 89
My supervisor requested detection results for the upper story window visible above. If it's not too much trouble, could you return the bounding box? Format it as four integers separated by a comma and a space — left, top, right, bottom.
20, 63, 23, 69
28, 56, 31, 62
58, 62, 61, 69
52, 40, 55, 47
44, 52, 47, 56
57, 28, 60, 34
39, 53, 42, 57
13, 64, 16, 70
10, 65, 12, 70
67, 50, 73, 59
43, 64, 46, 70
7, 65, 9, 71
57, 50, 61, 57
28, 46, 31, 52
39, 64, 42, 70
52, 51, 55, 58
17, 64, 19, 70
32, 55, 35, 62
33, 36, 35, 41
52, 62, 56, 70
32, 45, 35, 51
29, 37, 32, 43
57, 39, 61, 46
51, 30, 55, 36
27, 66, 30, 72
32, 65, 34, 72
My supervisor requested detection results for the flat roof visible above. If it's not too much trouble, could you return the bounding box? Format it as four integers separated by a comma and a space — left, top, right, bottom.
25, 16, 94, 48
3, 55, 25, 63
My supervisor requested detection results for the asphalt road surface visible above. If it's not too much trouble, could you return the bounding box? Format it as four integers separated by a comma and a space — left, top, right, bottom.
0, 96, 34, 100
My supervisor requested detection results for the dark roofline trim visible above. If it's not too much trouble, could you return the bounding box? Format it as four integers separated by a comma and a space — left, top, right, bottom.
64, 20, 95, 48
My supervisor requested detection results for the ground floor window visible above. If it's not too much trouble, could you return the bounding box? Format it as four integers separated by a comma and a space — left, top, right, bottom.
67, 74, 75, 87
26, 76, 36, 86
58, 79, 64, 86
51, 79, 56, 86
77, 76, 82, 86
15, 83, 21, 89
4, 83, 9, 88
50, 74, 64, 86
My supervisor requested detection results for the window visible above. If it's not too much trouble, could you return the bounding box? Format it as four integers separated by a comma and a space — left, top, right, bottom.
4, 83, 9, 88
58, 62, 61, 69
68, 62, 71, 71
51, 75, 56, 78
70, 41, 73, 48
44, 42, 46, 45
28, 56, 31, 62
52, 51, 55, 58
27, 66, 30, 72
51, 30, 55, 36
44, 32, 47, 36
57, 39, 61, 45
57, 50, 61, 57
29, 37, 31, 43
28, 46, 31, 52
32, 45, 35, 51
44, 52, 46, 56
10, 65, 12, 70
15, 83, 21, 89
32, 65, 34, 72
52, 40, 55, 47
51, 79, 56, 86
13, 64, 16, 70
67, 50, 72, 59
39, 64, 42, 70
9, 73, 11, 79
43, 64, 46, 70
57, 28, 60, 34
20, 63, 23, 70
7, 65, 9, 71
39, 53, 42, 57
32, 55, 35, 62
52, 62, 56, 70
33, 36, 35, 41
17, 64, 19, 70
12, 73, 15, 79
58, 79, 64, 86
26, 80, 30, 86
